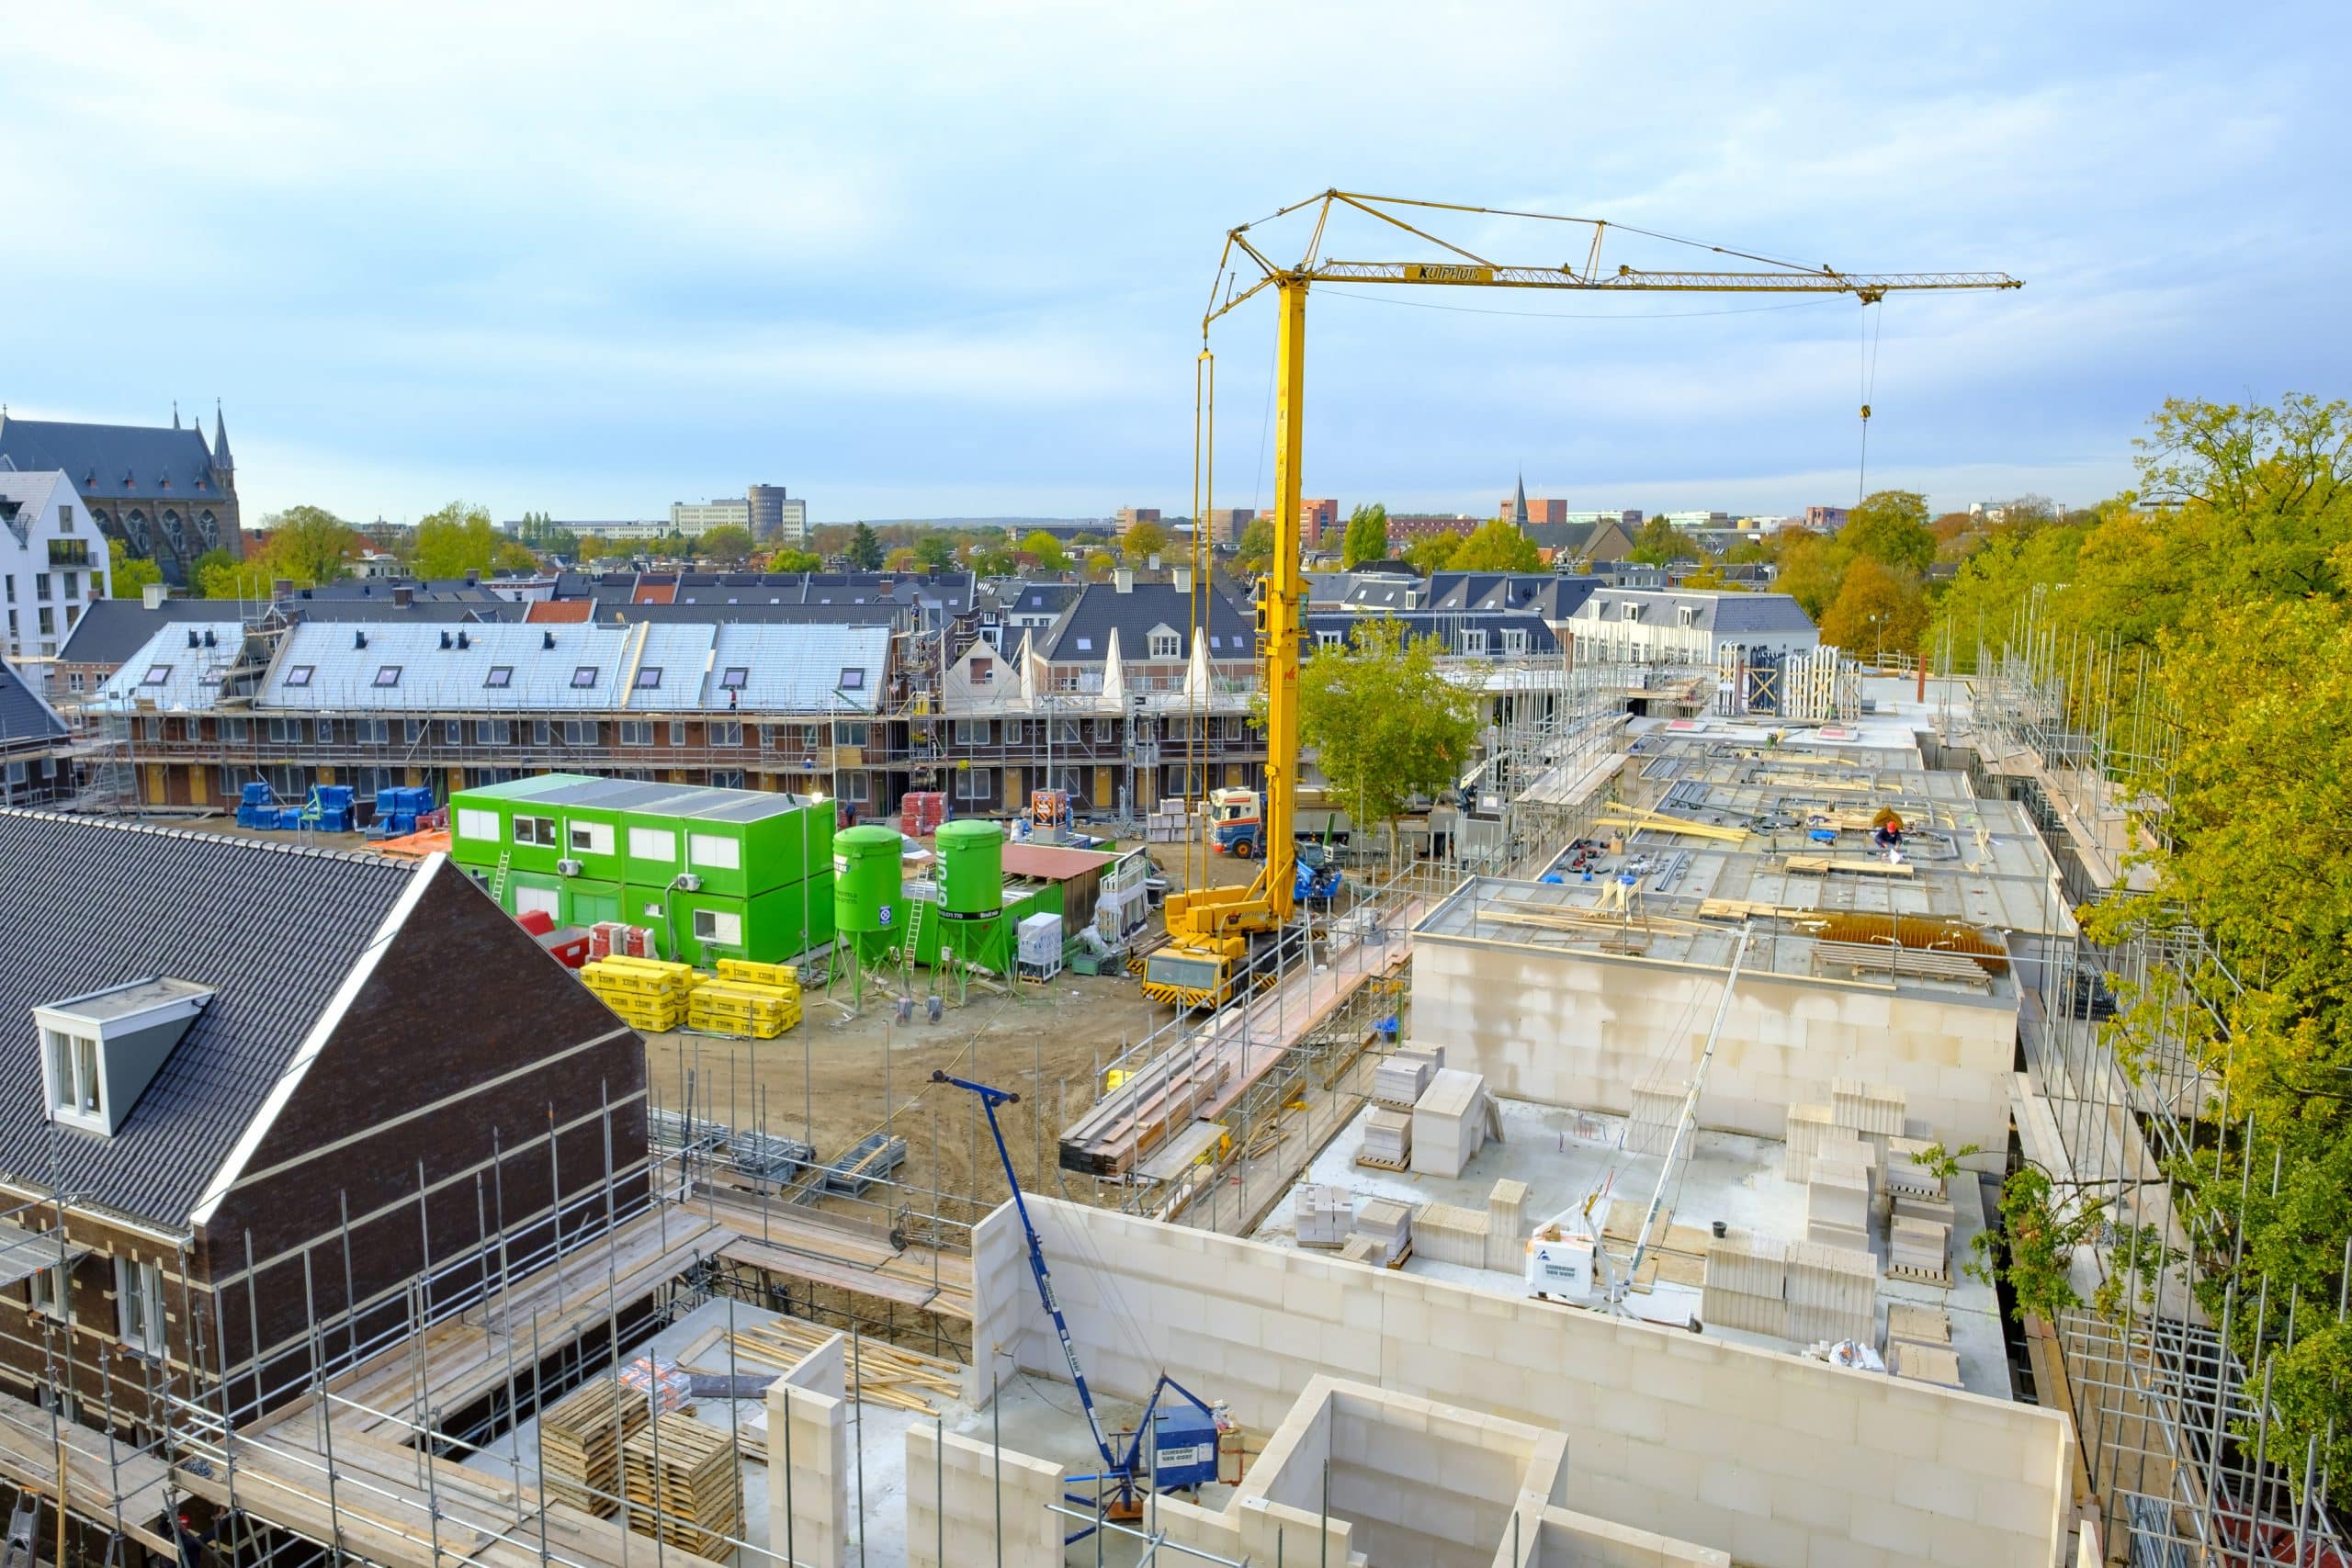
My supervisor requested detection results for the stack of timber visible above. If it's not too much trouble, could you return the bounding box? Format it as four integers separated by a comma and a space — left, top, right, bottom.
537, 1376, 651, 1518
722, 1314, 962, 1414
1358, 1109, 1412, 1170
622, 1413, 739, 1557
582, 956, 696, 1032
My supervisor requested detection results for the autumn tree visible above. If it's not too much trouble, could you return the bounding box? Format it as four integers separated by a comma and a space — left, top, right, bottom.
1401, 531, 1464, 575
1772, 530, 1851, 621
765, 547, 823, 572
1084, 549, 1116, 581
1230, 518, 1277, 576
1817, 558, 1926, 660
884, 545, 920, 571
1020, 530, 1071, 572
259, 504, 362, 584
697, 524, 756, 566
1838, 490, 1935, 574
409, 502, 503, 580
1121, 520, 1169, 567
1449, 517, 1542, 572
1624, 515, 1683, 565
1297, 616, 1484, 863
1340, 503, 1389, 568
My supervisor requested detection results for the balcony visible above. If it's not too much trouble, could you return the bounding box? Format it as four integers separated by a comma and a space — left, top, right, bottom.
47, 539, 92, 568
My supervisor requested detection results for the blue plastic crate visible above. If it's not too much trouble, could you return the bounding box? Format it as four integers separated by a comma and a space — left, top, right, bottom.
242, 782, 274, 807
316, 809, 351, 833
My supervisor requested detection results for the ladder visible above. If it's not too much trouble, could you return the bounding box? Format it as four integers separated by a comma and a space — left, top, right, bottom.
897, 896, 932, 980
489, 847, 514, 905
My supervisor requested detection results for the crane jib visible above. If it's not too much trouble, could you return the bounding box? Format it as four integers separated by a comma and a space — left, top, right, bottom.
1402, 261, 1496, 285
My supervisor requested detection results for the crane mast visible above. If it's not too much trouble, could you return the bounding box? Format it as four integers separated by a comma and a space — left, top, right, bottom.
1142, 191, 2020, 1010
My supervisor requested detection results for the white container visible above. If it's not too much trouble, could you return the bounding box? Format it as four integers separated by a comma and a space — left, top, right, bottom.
1524, 1231, 1594, 1301
1016, 912, 1064, 966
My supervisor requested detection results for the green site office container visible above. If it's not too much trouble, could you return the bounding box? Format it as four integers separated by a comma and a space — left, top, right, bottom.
450, 774, 590, 876
560, 877, 625, 930
669, 795, 826, 898
622, 874, 835, 967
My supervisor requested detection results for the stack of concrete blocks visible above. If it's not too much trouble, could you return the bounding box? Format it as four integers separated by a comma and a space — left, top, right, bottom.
1361, 1109, 1413, 1168
1374, 1045, 1443, 1108
1146, 804, 1206, 843
1887, 1214, 1951, 1286
1805, 1158, 1873, 1253
1832, 1078, 1907, 1145
1294, 1183, 1355, 1249
1352, 1197, 1412, 1265
1485, 1179, 1528, 1271
1883, 1135, 1943, 1200
1412, 1201, 1490, 1267
1700, 1230, 1790, 1337
1782, 1103, 1836, 1182
1624, 1071, 1689, 1157
1885, 1301, 1951, 1358
967, 1196, 2075, 1567
1784, 1240, 1878, 1346
904, 1424, 1068, 1567
764, 1331, 848, 1567
1888, 1340, 1965, 1389
1411, 1067, 1501, 1179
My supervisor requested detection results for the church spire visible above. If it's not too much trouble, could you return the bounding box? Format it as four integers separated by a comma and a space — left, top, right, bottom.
173, 400, 181, 429
1512, 471, 1529, 528
212, 400, 233, 472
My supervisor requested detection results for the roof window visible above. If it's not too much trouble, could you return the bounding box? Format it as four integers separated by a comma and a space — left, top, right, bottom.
838, 666, 865, 691
634, 667, 662, 689
374, 665, 402, 687
483, 666, 514, 689
141, 664, 171, 685
285, 664, 315, 688
571, 666, 599, 688
719, 667, 749, 689
35, 977, 216, 1137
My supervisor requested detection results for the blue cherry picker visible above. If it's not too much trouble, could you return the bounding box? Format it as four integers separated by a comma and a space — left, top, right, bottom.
930, 1070, 1228, 1537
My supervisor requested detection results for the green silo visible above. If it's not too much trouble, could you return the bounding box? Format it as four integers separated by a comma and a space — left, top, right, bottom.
935, 820, 1004, 922
833, 824, 905, 958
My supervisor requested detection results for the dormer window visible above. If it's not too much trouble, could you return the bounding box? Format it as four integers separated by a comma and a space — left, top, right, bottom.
1678, 605, 1698, 627
1622, 604, 1644, 623
34, 977, 215, 1137
1149, 629, 1182, 659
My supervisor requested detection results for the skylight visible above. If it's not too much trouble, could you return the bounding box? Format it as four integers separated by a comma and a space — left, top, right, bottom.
373, 665, 402, 687
483, 666, 514, 689
141, 664, 170, 685
634, 667, 662, 689
571, 666, 599, 688
285, 665, 315, 688
720, 667, 749, 689
838, 666, 865, 690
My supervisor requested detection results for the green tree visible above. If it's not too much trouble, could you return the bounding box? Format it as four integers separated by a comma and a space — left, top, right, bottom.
108, 538, 162, 598
884, 545, 921, 571
1772, 531, 1851, 621
1624, 515, 1683, 565
259, 504, 361, 584
764, 547, 824, 572
1340, 503, 1389, 568
1838, 490, 1935, 574
1083, 549, 1117, 581
1817, 558, 1926, 660
1231, 518, 1277, 576
590, 537, 637, 564
1400, 530, 1464, 575
409, 502, 503, 580
199, 555, 275, 599
696, 524, 756, 566
1020, 530, 1071, 572
491, 540, 541, 572
1450, 517, 1542, 572
1122, 520, 1170, 567
845, 522, 885, 570
1297, 616, 1484, 863
915, 532, 957, 571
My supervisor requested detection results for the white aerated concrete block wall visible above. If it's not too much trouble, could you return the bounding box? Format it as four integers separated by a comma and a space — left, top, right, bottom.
1525, 1505, 1734, 1566
765, 1355, 847, 1568
1411, 934, 2013, 1172
978, 1196, 2069, 1568
903, 1426, 1065, 1568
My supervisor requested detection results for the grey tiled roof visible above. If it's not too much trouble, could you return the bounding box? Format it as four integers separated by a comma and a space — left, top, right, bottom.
1035, 581, 1253, 663
56, 599, 223, 667
0, 812, 424, 1228
0, 416, 222, 499
0, 661, 65, 744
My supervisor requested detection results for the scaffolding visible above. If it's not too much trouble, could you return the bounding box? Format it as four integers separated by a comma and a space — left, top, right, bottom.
1962, 591, 2347, 1564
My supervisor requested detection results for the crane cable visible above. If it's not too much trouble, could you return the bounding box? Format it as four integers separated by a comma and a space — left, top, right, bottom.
1857, 299, 1885, 502
1187, 344, 1215, 897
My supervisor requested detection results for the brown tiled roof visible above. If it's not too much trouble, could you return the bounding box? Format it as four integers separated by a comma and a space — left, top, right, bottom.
526, 601, 594, 623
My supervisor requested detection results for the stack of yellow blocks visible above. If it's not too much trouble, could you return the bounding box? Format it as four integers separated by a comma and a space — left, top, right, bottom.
581, 956, 695, 1032
687, 958, 803, 1039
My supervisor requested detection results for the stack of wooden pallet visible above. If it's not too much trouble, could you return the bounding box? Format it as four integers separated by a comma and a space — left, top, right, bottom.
622, 1412, 739, 1556
1358, 1109, 1412, 1170
537, 1376, 650, 1518
582, 956, 696, 1032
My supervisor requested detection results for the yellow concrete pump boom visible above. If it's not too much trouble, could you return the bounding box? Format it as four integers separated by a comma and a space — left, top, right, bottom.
1142, 190, 2020, 1009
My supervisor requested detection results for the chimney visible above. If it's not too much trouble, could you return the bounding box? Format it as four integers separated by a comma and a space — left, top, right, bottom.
1172, 566, 1193, 593
391, 586, 414, 608
1148, 553, 1161, 571
187, 629, 200, 649
465, 569, 480, 586
271, 578, 293, 600
142, 581, 168, 610
439, 630, 453, 649
543, 630, 557, 649
1114, 568, 1134, 594
456, 629, 470, 649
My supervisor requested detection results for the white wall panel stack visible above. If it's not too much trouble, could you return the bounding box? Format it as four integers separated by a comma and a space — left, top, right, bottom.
1625, 1073, 1689, 1157
1783, 1104, 1834, 1182
1831, 1077, 1907, 1139
1293, 1183, 1354, 1248
1485, 1179, 1529, 1270
1411, 1068, 1491, 1179
1411, 1201, 1489, 1267
1700, 1231, 1789, 1338
1805, 1164, 1872, 1253
1784, 1240, 1877, 1345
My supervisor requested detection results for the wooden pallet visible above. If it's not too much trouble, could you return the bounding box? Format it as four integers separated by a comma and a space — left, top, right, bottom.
1354, 1151, 1410, 1173
622, 1413, 740, 1557
538, 1377, 651, 1517
720, 1314, 964, 1414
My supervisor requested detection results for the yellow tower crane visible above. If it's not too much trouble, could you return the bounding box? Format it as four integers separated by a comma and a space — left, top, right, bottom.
1142, 190, 2021, 1009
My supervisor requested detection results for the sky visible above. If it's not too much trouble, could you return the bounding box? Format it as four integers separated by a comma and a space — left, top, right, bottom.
6, 3, 2346, 527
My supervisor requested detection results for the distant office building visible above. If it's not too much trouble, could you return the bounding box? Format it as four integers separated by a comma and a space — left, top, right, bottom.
747, 484, 809, 544
1565, 509, 1643, 530
1660, 511, 1733, 530
1115, 506, 1163, 536
1502, 495, 1570, 526
1256, 499, 1339, 548
670, 498, 754, 535
1386, 513, 1480, 541
1804, 505, 1849, 531
1202, 506, 1255, 545
0, 470, 108, 661
0, 405, 241, 583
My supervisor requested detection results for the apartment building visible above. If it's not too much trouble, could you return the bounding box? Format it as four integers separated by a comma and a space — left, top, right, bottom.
0, 470, 109, 662
1567, 587, 1818, 664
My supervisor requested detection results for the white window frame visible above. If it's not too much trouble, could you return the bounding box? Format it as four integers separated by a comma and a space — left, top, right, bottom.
40, 1026, 104, 1132
514, 815, 557, 847
688, 832, 741, 870
116, 1258, 165, 1356
456, 807, 501, 840
569, 820, 615, 855
1502, 627, 1530, 655
1149, 631, 1182, 659
691, 908, 743, 945
514, 885, 560, 921
628, 826, 677, 863
955, 766, 993, 802
26, 1262, 65, 1320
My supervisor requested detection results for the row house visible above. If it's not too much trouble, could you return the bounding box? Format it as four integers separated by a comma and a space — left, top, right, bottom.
87, 616, 900, 816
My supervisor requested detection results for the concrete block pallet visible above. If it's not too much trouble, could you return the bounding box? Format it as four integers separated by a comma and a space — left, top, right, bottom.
1624, 1072, 1689, 1157
1831, 1077, 1906, 1139
1701, 1231, 1792, 1337
1883, 1134, 1946, 1200
1804, 1164, 1871, 1253
1783, 1240, 1876, 1345
1293, 1184, 1354, 1249
1410, 1067, 1502, 1179
1373, 1047, 1442, 1109
1351, 1198, 1411, 1265
1783, 1104, 1835, 1182
1887, 1215, 1951, 1286
1358, 1109, 1412, 1169
1412, 1201, 1489, 1267
1888, 1340, 1964, 1389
